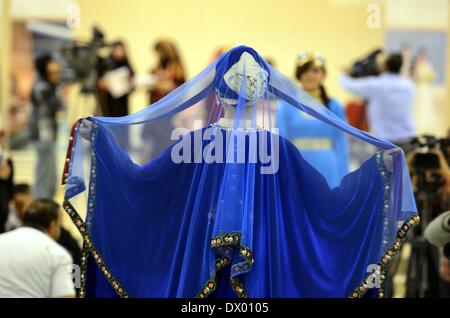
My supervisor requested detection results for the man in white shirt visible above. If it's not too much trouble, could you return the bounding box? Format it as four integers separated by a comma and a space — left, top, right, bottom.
0, 199, 75, 298
340, 53, 416, 147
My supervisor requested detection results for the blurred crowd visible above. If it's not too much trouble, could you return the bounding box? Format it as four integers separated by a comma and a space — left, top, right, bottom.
1, 36, 450, 297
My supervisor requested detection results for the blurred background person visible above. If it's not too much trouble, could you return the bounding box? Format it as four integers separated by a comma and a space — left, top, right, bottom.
342, 48, 383, 133
412, 48, 437, 135
340, 49, 384, 168
276, 51, 349, 188
97, 40, 135, 117
141, 39, 186, 159
5, 183, 32, 231
406, 139, 450, 297
0, 122, 14, 234
148, 39, 185, 104
29, 54, 65, 200
4, 183, 81, 267
400, 44, 413, 79
341, 53, 416, 151
0, 199, 75, 298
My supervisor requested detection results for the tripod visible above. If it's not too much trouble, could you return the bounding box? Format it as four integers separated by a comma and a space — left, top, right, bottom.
405, 171, 444, 297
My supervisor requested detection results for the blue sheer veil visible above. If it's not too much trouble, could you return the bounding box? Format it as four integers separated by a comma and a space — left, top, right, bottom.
62, 46, 418, 298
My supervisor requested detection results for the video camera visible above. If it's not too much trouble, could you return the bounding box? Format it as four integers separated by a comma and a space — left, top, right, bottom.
62, 25, 112, 94
409, 135, 450, 171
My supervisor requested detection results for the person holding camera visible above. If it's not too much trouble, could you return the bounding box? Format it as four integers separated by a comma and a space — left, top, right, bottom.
407, 143, 450, 297
340, 53, 417, 150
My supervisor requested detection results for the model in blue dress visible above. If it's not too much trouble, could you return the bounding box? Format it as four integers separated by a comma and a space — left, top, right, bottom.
277, 51, 349, 188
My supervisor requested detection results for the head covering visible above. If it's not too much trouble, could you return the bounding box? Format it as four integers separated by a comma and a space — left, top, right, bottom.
215, 47, 269, 103
296, 50, 326, 68
217, 51, 269, 103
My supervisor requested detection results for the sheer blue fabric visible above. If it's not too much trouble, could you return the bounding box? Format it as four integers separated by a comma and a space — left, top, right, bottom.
276, 98, 349, 188
62, 46, 418, 298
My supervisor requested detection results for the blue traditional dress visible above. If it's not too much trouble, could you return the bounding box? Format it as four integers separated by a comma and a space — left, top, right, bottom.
62, 46, 419, 298
277, 98, 348, 188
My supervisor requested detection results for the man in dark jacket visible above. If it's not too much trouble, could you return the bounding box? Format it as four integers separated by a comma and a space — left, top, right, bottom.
0, 128, 13, 233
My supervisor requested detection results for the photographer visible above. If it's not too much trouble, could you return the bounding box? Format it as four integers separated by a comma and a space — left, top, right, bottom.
420, 144, 450, 290
341, 53, 417, 150
407, 140, 450, 297
408, 141, 450, 206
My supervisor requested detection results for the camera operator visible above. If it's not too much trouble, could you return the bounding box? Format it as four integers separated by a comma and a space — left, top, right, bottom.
341, 53, 417, 151
421, 138, 450, 290
408, 140, 450, 206
407, 138, 450, 297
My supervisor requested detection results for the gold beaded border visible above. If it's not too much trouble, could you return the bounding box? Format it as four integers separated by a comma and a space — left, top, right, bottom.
349, 215, 420, 298
63, 200, 130, 298
197, 216, 419, 300
196, 277, 219, 298
64, 142, 418, 298
231, 277, 248, 298
196, 232, 254, 298
348, 150, 421, 298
